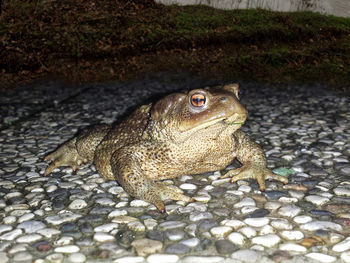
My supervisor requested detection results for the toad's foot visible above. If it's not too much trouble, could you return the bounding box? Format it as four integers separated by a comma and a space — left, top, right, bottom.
220, 164, 288, 191
152, 183, 195, 213
44, 138, 87, 176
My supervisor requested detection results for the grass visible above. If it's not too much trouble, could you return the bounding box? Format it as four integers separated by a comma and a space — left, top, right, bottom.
0, 0, 350, 92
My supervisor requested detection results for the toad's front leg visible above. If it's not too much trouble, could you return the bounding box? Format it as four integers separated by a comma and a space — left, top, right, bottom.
221, 131, 288, 190
110, 148, 194, 213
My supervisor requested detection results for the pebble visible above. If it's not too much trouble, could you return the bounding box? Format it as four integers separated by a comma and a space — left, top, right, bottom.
114, 257, 145, 263
239, 227, 257, 238
252, 234, 281, 248
189, 212, 213, 222
181, 256, 224, 263
93, 232, 115, 242
130, 200, 150, 207
334, 187, 350, 197
270, 219, 292, 230
94, 223, 119, 233
68, 253, 86, 263
0, 225, 12, 234
215, 239, 237, 254
300, 221, 342, 231
147, 254, 179, 263
220, 219, 245, 229
54, 245, 80, 253
12, 251, 33, 262
227, 232, 246, 246
159, 221, 186, 230
0, 229, 22, 241
279, 243, 307, 252
45, 253, 64, 262
210, 226, 232, 237
16, 233, 42, 243
293, 215, 312, 224
234, 197, 256, 208
341, 251, 350, 263
281, 230, 304, 240
332, 237, 350, 252
131, 238, 163, 257
244, 217, 269, 227
306, 253, 336, 263
69, 199, 88, 210
277, 204, 301, 217
45, 212, 82, 225
179, 238, 200, 247
231, 249, 262, 262
305, 195, 330, 205
165, 243, 190, 254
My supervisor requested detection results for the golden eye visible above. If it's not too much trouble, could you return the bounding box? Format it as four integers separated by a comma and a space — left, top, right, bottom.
191, 93, 206, 107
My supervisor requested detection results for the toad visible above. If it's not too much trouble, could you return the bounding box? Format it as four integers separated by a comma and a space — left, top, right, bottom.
44, 84, 288, 212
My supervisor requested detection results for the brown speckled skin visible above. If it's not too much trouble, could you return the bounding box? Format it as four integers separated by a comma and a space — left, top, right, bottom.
44, 84, 288, 212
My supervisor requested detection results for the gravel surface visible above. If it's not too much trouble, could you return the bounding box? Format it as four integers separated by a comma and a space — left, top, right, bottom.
1, 74, 350, 263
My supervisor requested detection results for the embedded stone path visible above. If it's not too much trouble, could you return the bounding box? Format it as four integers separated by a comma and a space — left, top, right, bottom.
0, 75, 350, 263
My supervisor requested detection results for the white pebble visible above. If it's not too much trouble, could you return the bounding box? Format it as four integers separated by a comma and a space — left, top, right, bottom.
244, 217, 269, 227
93, 232, 115, 242
234, 197, 256, 208
0, 229, 22, 241
293, 215, 312, 224
114, 257, 145, 263
300, 221, 342, 232
280, 230, 304, 240
305, 195, 330, 205
334, 187, 350, 197
108, 209, 128, 218
239, 227, 257, 238
45, 211, 82, 225
306, 253, 336, 263
128, 221, 145, 232
332, 237, 350, 252
17, 213, 35, 223
45, 253, 64, 262
259, 225, 275, 235
341, 251, 350, 263
179, 183, 197, 190
55, 236, 73, 246
181, 256, 224, 263
144, 218, 157, 231
95, 198, 116, 206
54, 245, 80, 253
264, 201, 282, 210
238, 185, 252, 193
220, 219, 246, 230
3, 216, 16, 224
112, 216, 138, 224
241, 206, 259, 214
227, 232, 246, 246
210, 226, 232, 237
278, 197, 298, 203
279, 243, 307, 252
0, 252, 8, 263
12, 252, 33, 262
193, 195, 211, 203
252, 234, 281, 247
271, 219, 292, 230
69, 199, 87, 210
147, 254, 179, 263
180, 238, 200, 247
278, 204, 301, 217
94, 223, 119, 233
68, 253, 86, 263
130, 200, 150, 207
16, 233, 42, 243
37, 228, 60, 238
0, 225, 12, 234
231, 249, 262, 262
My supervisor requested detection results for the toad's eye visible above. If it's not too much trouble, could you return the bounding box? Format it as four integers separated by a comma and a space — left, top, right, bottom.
191, 93, 206, 107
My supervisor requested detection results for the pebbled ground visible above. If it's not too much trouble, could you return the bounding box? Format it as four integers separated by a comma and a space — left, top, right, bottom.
0, 74, 350, 263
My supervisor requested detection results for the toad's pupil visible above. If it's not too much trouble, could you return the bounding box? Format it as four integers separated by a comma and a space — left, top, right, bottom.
191, 94, 206, 107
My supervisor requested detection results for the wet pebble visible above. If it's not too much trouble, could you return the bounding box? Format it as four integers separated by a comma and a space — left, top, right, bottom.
215, 239, 238, 254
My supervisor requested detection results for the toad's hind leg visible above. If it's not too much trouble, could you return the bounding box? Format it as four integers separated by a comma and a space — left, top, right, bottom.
111, 152, 194, 213
44, 124, 111, 175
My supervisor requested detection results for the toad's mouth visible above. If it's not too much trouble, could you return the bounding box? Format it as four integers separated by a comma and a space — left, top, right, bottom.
221, 114, 246, 126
